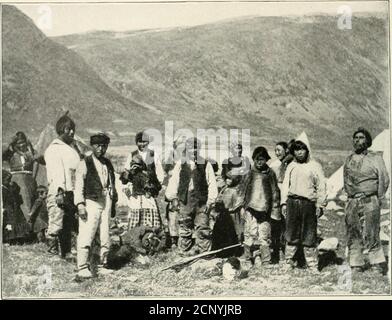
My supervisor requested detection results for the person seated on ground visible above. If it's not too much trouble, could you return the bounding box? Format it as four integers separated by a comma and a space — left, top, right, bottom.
106, 225, 167, 269
243, 147, 280, 269
2, 169, 31, 245
212, 170, 248, 256
28, 185, 49, 243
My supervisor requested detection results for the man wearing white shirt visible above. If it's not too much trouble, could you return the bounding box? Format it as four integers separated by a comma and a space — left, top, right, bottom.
74, 133, 118, 279
44, 113, 81, 259
166, 137, 218, 256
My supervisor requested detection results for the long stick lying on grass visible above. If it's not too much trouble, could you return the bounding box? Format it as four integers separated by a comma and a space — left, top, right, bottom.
160, 243, 243, 272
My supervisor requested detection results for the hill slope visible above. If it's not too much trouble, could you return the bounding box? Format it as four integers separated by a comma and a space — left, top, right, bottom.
2, 5, 158, 142
55, 15, 389, 149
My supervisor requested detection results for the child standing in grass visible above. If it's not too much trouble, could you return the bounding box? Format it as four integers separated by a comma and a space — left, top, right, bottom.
214, 170, 247, 244
269, 141, 293, 263
243, 147, 280, 268
2, 169, 31, 244
28, 185, 49, 243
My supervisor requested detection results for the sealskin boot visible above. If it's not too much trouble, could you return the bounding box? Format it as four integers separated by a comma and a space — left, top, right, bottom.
47, 236, 59, 255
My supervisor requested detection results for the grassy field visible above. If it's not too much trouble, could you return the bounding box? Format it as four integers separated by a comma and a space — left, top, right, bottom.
2, 202, 390, 298
2, 145, 390, 298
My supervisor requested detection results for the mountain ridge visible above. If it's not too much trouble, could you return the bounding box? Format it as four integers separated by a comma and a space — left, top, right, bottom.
2, 5, 160, 142
53, 14, 389, 149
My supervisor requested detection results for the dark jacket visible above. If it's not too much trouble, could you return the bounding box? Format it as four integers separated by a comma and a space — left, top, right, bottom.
178, 160, 208, 205
120, 150, 161, 197
2, 183, 30, 241
29, 198, 48, 233
84, 155, 118, 216
245, 166, 280, 219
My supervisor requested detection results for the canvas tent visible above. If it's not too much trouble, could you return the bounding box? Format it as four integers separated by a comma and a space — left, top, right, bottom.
327, 129, 391, 200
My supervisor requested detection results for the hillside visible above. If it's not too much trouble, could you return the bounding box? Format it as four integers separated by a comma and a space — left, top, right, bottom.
1, 5, 159, 142
54, 15, 389, 149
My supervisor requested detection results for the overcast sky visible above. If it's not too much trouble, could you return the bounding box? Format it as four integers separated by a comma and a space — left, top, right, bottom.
15, 1, 388, 37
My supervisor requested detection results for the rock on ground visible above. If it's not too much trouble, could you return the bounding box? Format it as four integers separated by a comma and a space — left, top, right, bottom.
318, 237, 339, 252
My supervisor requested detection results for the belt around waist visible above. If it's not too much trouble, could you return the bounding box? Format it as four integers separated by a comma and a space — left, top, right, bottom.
11, 170, 33, 175
348, 192, 377, 199
288, 194, 312, 202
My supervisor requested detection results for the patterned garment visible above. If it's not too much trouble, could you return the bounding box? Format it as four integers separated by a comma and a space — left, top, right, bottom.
128, 208, 162, 230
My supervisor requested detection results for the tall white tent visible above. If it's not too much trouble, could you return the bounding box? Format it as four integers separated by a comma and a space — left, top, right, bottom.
296, 131, 311, 154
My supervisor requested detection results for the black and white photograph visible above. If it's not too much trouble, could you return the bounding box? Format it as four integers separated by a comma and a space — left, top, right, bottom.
1, 0, 391, 299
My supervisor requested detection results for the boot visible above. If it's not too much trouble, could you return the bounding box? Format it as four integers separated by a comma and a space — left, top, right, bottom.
97, 252, 114, 275
97, 264, 114, 276
370, 263, 386, 275
58, 228, 72, 259
254, 256, 262, 268
282, 258, 296, 271
180, 247, 200, 257
242, 245, 254, 270
47, 235, 59, 255
270, 247, 280, 264
77, 267, 93, 279
260, 245, 271, 265
77, 247, 91, 274
171, 236, 178, 250
351, 266, 364, 273
304, 247, 319, 273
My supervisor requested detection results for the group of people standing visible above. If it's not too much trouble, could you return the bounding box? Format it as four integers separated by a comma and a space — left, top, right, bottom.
2, 111, 390, 280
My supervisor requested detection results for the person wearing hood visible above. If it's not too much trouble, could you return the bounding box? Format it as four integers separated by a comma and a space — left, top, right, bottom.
3, 131, 45, 221
281, 140, 327, 271
343, 128, 389, 274
44, 112, 81, 259
243, 146, 280, 268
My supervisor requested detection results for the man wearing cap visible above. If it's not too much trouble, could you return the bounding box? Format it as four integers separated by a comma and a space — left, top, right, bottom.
74, 133, 118, 279
44, 112, 81, 259
165, 137, 218, 256
344, 127, 389, 274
